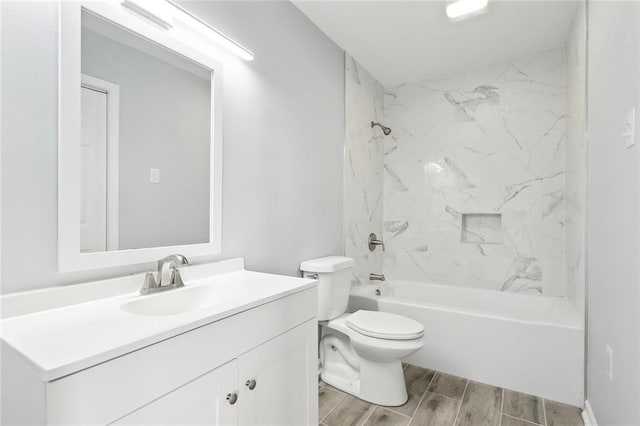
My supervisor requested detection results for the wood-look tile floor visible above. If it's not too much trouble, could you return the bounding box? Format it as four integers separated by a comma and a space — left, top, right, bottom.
318, 364, 583, 426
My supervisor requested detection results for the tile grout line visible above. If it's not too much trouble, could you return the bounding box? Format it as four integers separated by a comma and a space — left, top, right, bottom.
502, 413, 544, 426
379, 405, 412, 419
452, 380, 469, 426
424, 372, 467, 402
321, 367, 571, 426
407, 370, 439, 424
358, 405, 376, 426
320, 391, 347, 423
499, 388, 505, 426
428, 389, 465, 402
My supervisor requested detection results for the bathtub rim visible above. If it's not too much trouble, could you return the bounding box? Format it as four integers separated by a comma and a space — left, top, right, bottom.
350, 280, 584, 330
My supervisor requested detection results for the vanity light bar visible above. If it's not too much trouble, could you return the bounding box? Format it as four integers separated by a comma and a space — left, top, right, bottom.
169, 1, 255, 61
446, 0, 489, 21
120, 0, 255, 61
121, 0, 173, 29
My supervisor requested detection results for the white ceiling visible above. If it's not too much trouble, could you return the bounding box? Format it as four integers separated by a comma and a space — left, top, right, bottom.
292, 1, 579, 87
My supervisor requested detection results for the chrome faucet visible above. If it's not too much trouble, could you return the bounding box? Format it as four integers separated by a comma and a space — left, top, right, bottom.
368, 233, 385, 252
140, 254, 189, 295
369, 273, 385, 282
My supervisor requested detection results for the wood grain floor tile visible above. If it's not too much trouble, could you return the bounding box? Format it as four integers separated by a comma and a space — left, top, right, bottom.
428, 373, 468, 400
392, 365, 437, 416
501, 414, 539, 426
410, 392, 460, 426
323, 394, 374, 426
503, 390, 544, 424
364, 407, 410, 426
545, 400, 583, 426
318, 365, 581, 426
454, 381, 502, 426
319, 386, 347, 421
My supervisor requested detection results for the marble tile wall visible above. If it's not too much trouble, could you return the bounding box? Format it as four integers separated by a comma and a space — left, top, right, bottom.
565, 2, 587, 313
383, 48, 568, 295
344, 54, 384, 284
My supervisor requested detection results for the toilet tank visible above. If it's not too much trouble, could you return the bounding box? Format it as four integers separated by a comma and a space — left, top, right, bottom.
300, 256, 355, 321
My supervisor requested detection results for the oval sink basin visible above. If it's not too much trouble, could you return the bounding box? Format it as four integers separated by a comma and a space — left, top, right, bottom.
120, 284, 248, 316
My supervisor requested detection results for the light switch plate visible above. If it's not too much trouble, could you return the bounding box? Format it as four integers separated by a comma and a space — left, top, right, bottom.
149, 168, 160, 184
623, 108, 635, 148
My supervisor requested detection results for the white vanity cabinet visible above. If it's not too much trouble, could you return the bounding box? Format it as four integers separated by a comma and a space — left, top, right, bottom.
2, 281, 318, 426
114, 320, 317, 426
113, 360, 239, 425
237, 320, 317, 425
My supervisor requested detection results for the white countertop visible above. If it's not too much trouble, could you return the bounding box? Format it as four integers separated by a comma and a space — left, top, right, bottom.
0, 259, 316, 381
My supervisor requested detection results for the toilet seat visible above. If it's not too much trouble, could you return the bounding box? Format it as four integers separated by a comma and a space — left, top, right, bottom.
346, 310, 424, 340
326, 313, 423, 358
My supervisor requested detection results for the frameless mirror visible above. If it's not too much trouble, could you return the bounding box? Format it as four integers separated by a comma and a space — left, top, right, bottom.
80, 10, 211, 252
59, 1, 223, 272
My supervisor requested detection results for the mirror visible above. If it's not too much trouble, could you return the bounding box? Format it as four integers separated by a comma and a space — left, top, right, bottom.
80, 10, 211, 252
59, 1, 222, 271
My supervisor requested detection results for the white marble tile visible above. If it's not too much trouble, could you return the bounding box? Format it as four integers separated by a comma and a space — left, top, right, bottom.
383, 48, 568, 296
462, 213, 503, 244
565, 1, 587, 314
344, 54, 384, 284
344, 41, 585, 302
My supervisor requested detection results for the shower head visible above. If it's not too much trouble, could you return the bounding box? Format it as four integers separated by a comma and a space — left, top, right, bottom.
371, 121, 391, 136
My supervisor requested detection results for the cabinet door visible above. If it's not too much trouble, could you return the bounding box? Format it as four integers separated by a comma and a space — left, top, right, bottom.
238, 320, 318, 426
114, 360, 238, 426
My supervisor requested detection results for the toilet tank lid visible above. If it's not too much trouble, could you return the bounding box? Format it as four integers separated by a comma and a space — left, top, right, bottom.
300, 256, 355, 273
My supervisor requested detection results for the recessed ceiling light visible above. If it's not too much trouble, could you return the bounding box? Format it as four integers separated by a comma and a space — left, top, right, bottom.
446, 0, 489, 21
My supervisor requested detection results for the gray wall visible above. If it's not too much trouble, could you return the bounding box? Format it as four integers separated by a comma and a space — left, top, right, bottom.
1, 1, 345, 294
587, 1, 640, 423
82, 27, 211, 250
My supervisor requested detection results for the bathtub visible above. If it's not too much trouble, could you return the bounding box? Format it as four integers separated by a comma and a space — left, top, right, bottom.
348, 280, 584, 407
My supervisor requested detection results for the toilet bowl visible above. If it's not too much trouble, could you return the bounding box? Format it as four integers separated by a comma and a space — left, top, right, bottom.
320, 311, 424, 406
300, 256, 424, 407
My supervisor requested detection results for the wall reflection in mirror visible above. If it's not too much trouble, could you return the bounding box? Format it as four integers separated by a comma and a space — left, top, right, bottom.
80, 10, 211, 253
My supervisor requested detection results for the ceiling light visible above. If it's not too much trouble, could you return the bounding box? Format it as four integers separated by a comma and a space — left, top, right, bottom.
121, 0, 174, 29
120, 0, 254, 61
446, 0, 489, 21
170, 2, 255, 61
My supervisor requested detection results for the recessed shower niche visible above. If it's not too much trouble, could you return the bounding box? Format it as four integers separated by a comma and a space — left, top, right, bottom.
461, 213, 503, 245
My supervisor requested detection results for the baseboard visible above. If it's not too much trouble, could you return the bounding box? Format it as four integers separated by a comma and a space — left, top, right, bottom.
582, 400, 598, 426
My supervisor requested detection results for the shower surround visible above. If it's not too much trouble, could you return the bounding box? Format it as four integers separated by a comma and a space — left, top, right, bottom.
344, 54, 384, 284
383, 48, 567, 296
341, 10, 586, 407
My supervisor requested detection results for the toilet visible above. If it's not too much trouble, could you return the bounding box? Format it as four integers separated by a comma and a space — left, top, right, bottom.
300, 256, 424, 406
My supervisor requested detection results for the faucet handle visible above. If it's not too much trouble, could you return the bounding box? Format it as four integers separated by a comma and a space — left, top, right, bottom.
172, 268, 186, 288
140, 272, 159, 294
368, 233, 386, 252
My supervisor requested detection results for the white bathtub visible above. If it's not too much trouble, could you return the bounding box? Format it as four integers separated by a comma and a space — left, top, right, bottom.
348, 280, 584, 407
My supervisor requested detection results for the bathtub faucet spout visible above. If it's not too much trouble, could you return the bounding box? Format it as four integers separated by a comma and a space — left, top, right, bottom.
370, 273, 385, 282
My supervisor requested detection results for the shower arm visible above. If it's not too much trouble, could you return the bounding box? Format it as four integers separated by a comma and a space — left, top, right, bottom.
371, 121, 392, 135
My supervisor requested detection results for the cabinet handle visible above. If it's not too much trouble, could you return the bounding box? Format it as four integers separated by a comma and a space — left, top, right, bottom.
245, 379, 257, 390
226, 392, 238, 405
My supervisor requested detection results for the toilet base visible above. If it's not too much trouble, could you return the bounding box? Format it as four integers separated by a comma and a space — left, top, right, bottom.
320, 330, 409, 406
322, 358, 408, 406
